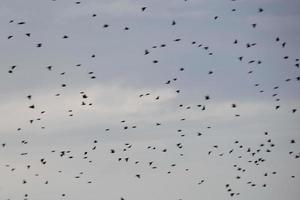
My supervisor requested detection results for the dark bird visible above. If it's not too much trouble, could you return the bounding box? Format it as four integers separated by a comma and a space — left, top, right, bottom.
282, 42, 286, 48
29, 104, 35, 109
258, 8, 264, 12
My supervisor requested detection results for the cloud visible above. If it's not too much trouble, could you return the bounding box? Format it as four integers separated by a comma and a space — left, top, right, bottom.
0, 82, 177, 134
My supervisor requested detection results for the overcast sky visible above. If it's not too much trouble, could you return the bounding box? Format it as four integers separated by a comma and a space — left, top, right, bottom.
0, 0, 299, 200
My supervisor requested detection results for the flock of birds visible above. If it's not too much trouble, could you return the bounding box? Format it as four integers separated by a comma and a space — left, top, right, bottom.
0, 0, 299, 200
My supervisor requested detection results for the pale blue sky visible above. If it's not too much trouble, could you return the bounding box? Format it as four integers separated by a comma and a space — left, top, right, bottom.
0, 0, 299, 200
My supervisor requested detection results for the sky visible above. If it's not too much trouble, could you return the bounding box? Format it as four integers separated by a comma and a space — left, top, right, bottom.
0, 0, 300, 200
